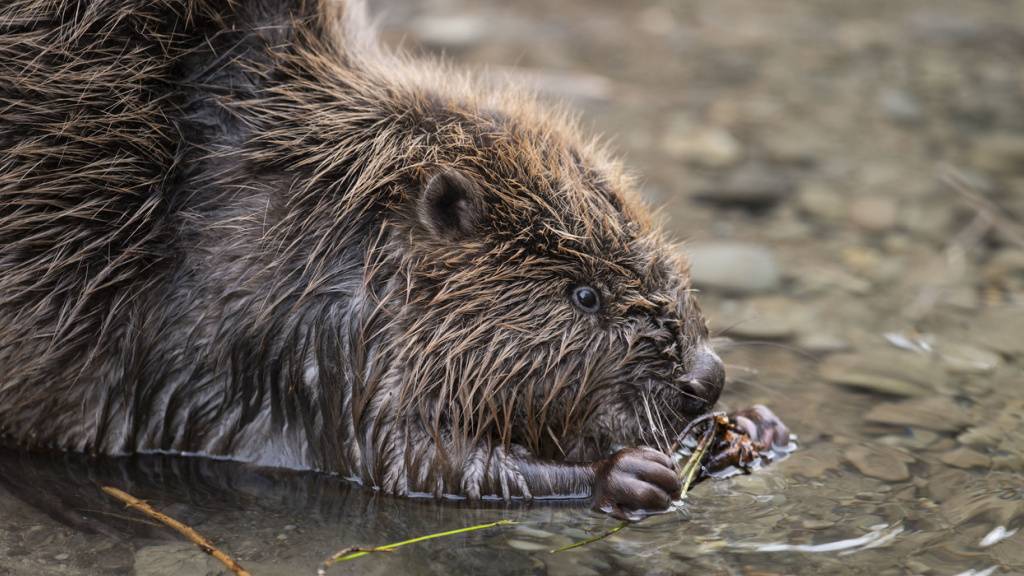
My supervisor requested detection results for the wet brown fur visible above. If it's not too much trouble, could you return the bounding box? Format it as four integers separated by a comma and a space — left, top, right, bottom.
0, 0, 720, 499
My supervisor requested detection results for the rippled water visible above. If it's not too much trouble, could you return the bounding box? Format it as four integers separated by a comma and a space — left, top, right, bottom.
2, 0, 1023, 574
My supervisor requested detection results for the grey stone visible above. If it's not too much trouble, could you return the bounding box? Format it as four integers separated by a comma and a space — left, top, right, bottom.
936, 343, 1001, 375
844, 445, 912, 482
505, 539, 548, 552
849, 195, 899, 232
714, 297, 807, 340
797, 332, 851, 353
864, 396, 973, 432
694, 164, 794, 210
971, 133, 1024, 175
410, 15, 487, 49
482, 66, 613, 103
797, 183, 847, 222
686, 242, 781, 294
662, 120, 742, 167
133, 544, 223, 576
878, 87, 922, 125
819, 350, 939, 397
939, 447, 991, 470
967, 307, 1024, 357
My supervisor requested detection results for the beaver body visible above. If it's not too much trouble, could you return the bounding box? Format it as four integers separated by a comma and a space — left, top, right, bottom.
0, 0, 786, 515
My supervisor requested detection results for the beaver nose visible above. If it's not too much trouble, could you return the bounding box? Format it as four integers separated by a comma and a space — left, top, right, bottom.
678, 346, 725, 414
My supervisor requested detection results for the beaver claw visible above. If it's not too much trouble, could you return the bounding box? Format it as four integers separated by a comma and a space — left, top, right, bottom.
592, 446, 681, 520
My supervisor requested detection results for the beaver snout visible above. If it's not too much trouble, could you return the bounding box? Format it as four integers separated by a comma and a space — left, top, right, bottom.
676, 346, 725, 414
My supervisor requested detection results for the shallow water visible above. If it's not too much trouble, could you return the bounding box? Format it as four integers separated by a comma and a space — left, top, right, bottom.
2, 0, 1024, 574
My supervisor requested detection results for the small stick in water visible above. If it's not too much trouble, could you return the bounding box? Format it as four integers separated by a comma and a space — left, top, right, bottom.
549, 520, 629, 554
319, 519, 517, 573
101, 486, 251, 576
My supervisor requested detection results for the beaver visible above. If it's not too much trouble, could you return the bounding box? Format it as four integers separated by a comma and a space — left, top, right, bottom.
0, 0, 788, 518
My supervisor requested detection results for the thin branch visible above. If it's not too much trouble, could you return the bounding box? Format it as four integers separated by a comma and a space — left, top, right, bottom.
101, 486, 251, 576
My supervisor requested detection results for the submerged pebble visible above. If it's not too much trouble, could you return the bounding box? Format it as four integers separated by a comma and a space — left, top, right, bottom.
134, 544, 223, 576
819, 350, 937, 397
844, 445, 913, 482
939, 447, 991, 470
506, 538, 549, 551
864, 396, 973, 432
936, 343, 1001, 375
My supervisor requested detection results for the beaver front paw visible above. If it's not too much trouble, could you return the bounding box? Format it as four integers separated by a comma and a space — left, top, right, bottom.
730, 404, 790, 449
592, 447, 681, 520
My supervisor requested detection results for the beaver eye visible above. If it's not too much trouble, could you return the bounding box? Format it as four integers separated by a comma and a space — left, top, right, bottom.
571, 285, 601, 313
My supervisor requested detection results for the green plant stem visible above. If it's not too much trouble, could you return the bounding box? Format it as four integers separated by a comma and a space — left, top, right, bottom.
549, 520, 629, 553
321, 519, 517, 567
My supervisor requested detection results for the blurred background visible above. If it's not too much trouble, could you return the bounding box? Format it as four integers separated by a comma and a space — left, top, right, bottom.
2, 1, 1022, 575
381, 1, 1024, 573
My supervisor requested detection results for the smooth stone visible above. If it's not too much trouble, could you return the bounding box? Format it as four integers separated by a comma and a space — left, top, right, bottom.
939, 447, 991, 470
483, 66, 613, 103
780, 447, 842, 478
134, 544, 223, 576
936, 343, 1001, 375
715, 297, 807, 340
992, 454, 1024, 471
686, 242, 781, 294
967, 307, 1024, 356
877, 429, 939, 450
797, 182, 847, 222
818, 351, 936, 397
844, 445, 912, 482
797, 332, 851, 353
506, 539, 549, 552
956, 402, 1022, 450
694, 164, 794, 210
513, 525, 555, 540
957, 425, 1002, 448
662, 122, 742, 167
764, 127, 820, 167
849, 195, 899, 232
410, 15, 487, 49
901, 201, 956, 242
864, 396, 973, 432
878, 87, 922, 125
971, 133, 1024, 175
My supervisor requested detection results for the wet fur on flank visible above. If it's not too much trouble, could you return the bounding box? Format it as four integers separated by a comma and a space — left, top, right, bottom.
0, 0, 719, 498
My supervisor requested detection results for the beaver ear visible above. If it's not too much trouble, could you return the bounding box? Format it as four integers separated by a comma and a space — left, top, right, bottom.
419, 169, 482, 238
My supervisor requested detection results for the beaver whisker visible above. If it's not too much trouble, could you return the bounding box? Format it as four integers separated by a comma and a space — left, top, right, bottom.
650, 397, 673, 453
661, 379, 709, 403
631, 402, 650, 448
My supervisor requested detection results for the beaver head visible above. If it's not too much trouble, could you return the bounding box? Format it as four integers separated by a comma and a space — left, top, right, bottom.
381, 123, 724, 464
